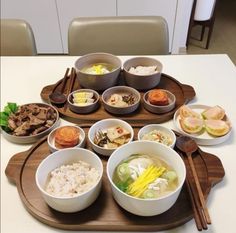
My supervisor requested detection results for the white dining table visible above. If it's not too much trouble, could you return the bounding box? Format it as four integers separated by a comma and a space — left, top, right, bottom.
1, 54, 236, 233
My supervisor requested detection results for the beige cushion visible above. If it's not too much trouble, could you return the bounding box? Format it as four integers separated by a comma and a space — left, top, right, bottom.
1, 19, 37, 56
68, 16, 169, 56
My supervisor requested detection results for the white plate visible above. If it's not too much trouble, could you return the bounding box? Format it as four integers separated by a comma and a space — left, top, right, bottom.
173, 104, 232, 145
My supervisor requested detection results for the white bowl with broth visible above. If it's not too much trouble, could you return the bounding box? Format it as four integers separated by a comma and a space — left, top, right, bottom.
106, 141, 186, 216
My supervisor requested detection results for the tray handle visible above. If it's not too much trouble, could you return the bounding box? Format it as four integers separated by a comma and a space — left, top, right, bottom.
182, 84, 196, 103
5, 151, 29, 184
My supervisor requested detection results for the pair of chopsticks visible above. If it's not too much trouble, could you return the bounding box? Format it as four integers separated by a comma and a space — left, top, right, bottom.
180, 151, 211, 231
63, 67, 76, 111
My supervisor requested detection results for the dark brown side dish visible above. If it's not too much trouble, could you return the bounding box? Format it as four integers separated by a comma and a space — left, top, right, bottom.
7, 104, 57, 136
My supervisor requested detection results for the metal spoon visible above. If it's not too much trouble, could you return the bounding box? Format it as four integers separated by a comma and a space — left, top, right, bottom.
176, 136, 211, 224
49, 68, 70, 105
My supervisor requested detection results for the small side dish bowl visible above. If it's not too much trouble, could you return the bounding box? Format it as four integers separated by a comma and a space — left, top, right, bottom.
88, 118, 134, 156
137, 124, 176, 148
143, 89, 176, 114
123, 57, 163, 90
68, 89, 100, 114
47, 125, 86, 152
35, 148, 103, 213
102, 86, 141, 115
1, 103, 59, 144
107, 141, 186, 216
74, 53, 122, 91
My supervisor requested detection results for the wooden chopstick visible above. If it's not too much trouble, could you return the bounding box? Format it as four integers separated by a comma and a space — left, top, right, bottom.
63, 68, 76, 112
180, 152, 209, 231
185, 178, 204, 231
186, 152, 211, 224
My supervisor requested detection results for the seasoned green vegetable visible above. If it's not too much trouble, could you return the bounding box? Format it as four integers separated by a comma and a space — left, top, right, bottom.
0, 102, 18, 131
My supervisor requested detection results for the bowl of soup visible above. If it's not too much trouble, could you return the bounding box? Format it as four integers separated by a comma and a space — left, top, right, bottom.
106, 141, 186, 216
74, 53, 122, 91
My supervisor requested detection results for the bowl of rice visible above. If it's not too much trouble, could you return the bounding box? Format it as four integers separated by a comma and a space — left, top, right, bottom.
35, 148, 103, 213
123, 57, 163, 90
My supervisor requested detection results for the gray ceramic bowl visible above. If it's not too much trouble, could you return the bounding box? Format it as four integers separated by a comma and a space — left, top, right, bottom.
102, 86, 141, 115
123, 57, 163, 90
1, 103, 60, 144
143, 89, 176, 114
74, 53, 122, 91
68, 89, 100, 114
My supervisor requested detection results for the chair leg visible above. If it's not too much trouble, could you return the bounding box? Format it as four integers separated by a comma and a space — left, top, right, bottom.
200, 25, 205, 41
205, 19, 215, 49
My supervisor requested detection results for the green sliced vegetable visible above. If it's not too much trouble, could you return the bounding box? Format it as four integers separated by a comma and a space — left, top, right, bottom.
116, 181, 129, 193
117, 163, 130, 182
161, 171, 177, 183
142, 189, 158, 199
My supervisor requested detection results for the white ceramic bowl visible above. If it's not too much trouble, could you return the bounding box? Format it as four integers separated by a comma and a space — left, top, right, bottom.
138, 124, 176, 148
88, 118, 134, 156
35, 148, 103, 213
47, 125, 86, 152
102, 86, 141, 115
107, 141, 186, 216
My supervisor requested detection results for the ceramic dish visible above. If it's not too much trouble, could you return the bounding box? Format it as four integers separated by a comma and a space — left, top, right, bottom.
74, 53, 122, 91
36, 147, 103, 213
123, 57, 163, 90
106, 141, 186, 216
47, 125, 86, 152
88, 118, 134, 156
67, 89, 100, 114
102, 86, 141, 115
1, 103, 60, 144
174, 104, 232, 145
143, 89, 176, 114
137, 124, 176, 148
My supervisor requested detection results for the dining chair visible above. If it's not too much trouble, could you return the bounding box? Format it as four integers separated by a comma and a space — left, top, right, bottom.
68, 16, 169, 56
186, 0, 218, 49
1, 19, 37, 56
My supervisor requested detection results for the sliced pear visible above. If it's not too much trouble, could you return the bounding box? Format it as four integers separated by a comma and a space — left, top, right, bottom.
201, 105, 225, 120
179, 117, 204, 134
205, 120, 230, 136
179, 105, 201, 119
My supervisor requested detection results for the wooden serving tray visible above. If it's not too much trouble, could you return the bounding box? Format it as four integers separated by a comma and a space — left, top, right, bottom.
40, 72, 196, 124
5, 128, 225, 231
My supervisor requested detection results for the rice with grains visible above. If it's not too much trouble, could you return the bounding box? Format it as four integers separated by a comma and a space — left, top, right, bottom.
45, 161, 100, 197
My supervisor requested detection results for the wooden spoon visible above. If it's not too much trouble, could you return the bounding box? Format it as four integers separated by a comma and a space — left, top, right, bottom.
176, 136, 211, 225
49, 68, 70, 105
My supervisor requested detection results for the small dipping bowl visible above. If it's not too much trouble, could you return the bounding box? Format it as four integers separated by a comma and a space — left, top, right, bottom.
102, 86, 141, 115
47, 125, 86, 152
143, 89, 176, 114
137, 124, 176, 148
123, 57, 163, 90
68, 89, 100, 114
88, 118, 134, 156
